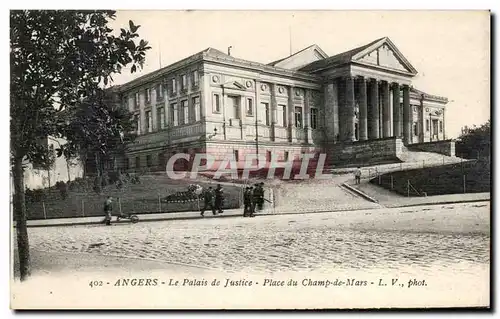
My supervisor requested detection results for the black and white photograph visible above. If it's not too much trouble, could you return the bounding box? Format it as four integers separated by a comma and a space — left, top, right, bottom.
9, 9, 491, 309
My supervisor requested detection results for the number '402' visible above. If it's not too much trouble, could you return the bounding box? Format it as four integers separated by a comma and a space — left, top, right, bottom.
89, 280, 103, 288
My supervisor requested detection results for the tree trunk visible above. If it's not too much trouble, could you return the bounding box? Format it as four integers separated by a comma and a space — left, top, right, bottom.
95, 152, 101, 177
12, 156, 31, 281
66, 158, 71, 183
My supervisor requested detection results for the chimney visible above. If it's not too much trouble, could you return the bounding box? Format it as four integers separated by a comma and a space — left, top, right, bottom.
228, 46, 232, 56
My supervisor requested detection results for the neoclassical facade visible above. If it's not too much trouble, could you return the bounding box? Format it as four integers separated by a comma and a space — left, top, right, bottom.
109, 37, 449, 171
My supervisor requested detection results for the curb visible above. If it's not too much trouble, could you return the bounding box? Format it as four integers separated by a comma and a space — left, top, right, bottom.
341, 183, 379, 203
384, 198, 490, 209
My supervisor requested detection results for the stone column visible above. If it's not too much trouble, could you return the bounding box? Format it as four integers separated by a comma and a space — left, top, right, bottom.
304, 89, 311, 143
342, 76, 356, 142
368, 79, 379, 139
392, 83, 401, 137
287, 86, 294, 142
402, 84, 412, 144
270, 83, 277, 142
443, 108, 446, 139
381, 81, 391, 137
358, 77, 368, 141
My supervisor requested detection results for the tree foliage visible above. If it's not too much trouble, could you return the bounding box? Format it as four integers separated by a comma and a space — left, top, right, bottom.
456, 119, 491, 159
10, 10, 151, 281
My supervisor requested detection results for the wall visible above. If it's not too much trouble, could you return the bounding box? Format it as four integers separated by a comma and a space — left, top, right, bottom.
327, 137, 404, 166
408, 140, 456, 157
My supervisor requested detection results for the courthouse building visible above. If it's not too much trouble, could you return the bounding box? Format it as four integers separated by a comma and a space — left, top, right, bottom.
109, 37, 451, 171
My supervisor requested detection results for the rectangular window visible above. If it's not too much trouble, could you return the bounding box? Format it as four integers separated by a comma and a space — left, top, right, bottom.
261, 102, 270, 126
192, 96, 201, 122
414, 123, 418, 136
426, 119, 430, 132
213, 94, 221, 113
294, 106, 303, 128
439, 121, 443, 133
156, 83, 164, 101
135, 156, 140, 169
281, 105, 287, 127
182, 100, 189, 124
246, 98, 253, 116
134, 92, 140, 109
233, 150, 239, 161
146, 111, 152, 133
134, 114, 141, 135
171, 103, 178, 126
284, 151, 289, 162
145, 88, 151, 104
146, 155, 152, 167
158, 153, 166, 168
181, 74, 187, 91
266, 151, 272, 162
310, 108, 318, 129
157, 107, 165, 130
171, 78, 177, 94
192, 70, 199, 87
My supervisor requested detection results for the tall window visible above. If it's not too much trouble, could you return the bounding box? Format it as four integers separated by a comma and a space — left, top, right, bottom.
233, 150, 239, 161
281, 105, 287, 127
246, 98, 253, 116
213, 94, 221, 113
182, 100, 189, 124
284, 151, 289, 161
192, 96, 201, 122
171, 78, 177, 94
135, 156, 140, 169
426, 119, 430, 132
157, 107, 165, 130
171, 103, 178, 126
261, 102, 270, 126
145, 88, 151, 104
310, 108, 318, 129
192, 70, 199, 87
156, 83, 164, 101
181, 74, 188, 91
134, 92, 140, 109
439, 121, 443, 133
146, 155, 152, 167
294, 106, 303, 128
414, 123, 419, 136
134, 114, 141, 134
146, 111, 152, 133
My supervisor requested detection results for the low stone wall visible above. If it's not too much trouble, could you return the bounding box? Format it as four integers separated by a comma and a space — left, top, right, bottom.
408, 140, 456, 157
327, 137, 404, 166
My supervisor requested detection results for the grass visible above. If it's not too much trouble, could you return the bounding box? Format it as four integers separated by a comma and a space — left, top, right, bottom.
25, 175, 243, 220
371, 159, 491, 197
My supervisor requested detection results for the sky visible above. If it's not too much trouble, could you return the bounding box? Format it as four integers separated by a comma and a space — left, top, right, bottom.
108, 10, 490, 138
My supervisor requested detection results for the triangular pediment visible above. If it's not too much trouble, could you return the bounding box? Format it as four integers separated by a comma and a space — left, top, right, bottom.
353, 38, 417, 75
222, 81, 247, 91
269, 44, 328, 70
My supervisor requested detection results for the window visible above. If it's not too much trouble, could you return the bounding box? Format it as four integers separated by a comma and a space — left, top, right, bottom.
145, 88, 151, 104
213, 94, 221, 113
146, 111, 152, 133
246, 98, 253, 116
156, 83, 164, 101
134, 114, 141, 134
439, 121, 443, 133
192, 96, 201, 122
284, 151, 289, 161
192, 70, 199, 87
414, 123, 418, 136
135, 156, 140, 169
294, 106, 303, 128
157, 107, 165, 130
310, 108, 318, 129
181, 74, 188, 91
134, 92, 140, 109
266, 151, 272, 162
233, 150, 239, 161
281, 105, 287, 127
171, 103, 178, 126
261, 102, 270, 126
426, 119, 430, 132
182, 100, 189, 124
158, 153, 166, 168
146, 155, 152, 167
171, 78, 177, 94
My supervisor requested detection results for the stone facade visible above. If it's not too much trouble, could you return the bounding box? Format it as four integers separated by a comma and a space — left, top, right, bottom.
109, 37, 449, 172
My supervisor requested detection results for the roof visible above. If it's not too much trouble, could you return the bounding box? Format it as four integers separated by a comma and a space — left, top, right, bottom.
267, 44, 328, 67
299, 37, 385, 72
410, 87, 448, 103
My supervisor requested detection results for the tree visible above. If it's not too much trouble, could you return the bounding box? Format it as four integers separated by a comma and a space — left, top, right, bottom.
10, 10, 150, 281
456, 119, 491, 159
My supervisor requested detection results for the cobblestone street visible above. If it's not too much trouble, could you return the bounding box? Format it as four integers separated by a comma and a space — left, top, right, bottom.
25, 201, 490, 276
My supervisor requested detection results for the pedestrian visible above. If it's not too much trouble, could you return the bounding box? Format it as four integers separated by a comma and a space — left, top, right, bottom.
103, 196, 113, 225
243, 187, 253, 217
258, 182, 265, 211
355, 166, 362, 185
214, 184, 224, 214
201, 186, 216, 216
251, 184, 261, 216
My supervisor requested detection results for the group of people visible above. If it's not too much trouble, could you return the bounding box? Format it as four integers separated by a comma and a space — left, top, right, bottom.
200, 184, 224, 216
243, 182, 265, 218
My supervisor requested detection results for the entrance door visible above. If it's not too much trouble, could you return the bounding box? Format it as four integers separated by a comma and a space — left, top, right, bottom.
227, 95, 240, 120
432, 120, 439, 140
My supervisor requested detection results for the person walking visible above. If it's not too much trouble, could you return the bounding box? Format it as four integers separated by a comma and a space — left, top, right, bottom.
243, 187, 253, 217
214, 184, 224, 214
103, 196, 113, 226
354, 167, 362, 185
201, 187, 216, 216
